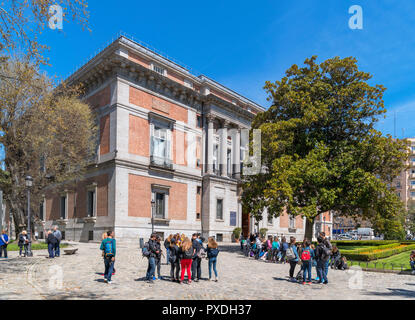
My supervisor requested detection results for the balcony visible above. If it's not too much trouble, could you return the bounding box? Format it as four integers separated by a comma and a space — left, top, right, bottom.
150, 155, 173, 170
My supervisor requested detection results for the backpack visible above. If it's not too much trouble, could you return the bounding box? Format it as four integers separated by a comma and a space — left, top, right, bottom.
142, 242, 151, 258
321, 245, 332, 260
209, 248, 219, 258
301, 249, 311, 261
286, 247, 296, 260
103, 239, 114, 257
197, 247, 206, 259
183, 247, 193, 259
169, 246, 178, 263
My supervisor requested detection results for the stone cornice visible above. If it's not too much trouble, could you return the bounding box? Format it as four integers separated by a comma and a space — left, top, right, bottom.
66, 36, 264, 116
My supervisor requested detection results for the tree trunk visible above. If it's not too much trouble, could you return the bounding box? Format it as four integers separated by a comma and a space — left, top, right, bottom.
305, 218, 315, 241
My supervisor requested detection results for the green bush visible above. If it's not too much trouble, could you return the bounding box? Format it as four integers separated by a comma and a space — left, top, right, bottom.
232, 227, 242, 239
340, 242, 401, 255
331, 240, 400, 246
259, 228, 268, 238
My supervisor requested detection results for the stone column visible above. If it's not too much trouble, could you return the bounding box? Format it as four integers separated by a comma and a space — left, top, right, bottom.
220, 120, 230, 177
232, 127, 241, 179
206, 114, 215, 174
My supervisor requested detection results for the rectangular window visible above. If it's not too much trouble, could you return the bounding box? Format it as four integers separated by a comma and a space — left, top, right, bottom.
411, 191, 415, 197
227, 149, 232, 176
230, 211, 237, 226
289, 215, 295, 229
60, 196, 66, 219
153, 64, 165, 76
196, 212, 201, 220
151, 125, 170, 162
411, 181, 415, 186
87, 190, 95, 217
88, 230, 94, 241
155, 192, 165, 219
196, 115, 202, 128
61, 231, 65, 240
396, 181, 401, 188
184, 79, 193, 89
216, 199, 223, 220
213, 143, 218, 174
197, 186, 201, 194
216, 233, 223, 242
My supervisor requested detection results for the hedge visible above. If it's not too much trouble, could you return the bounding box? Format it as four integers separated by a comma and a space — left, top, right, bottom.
342, 244, 415, 261
331, 240, 400, 246
340, 242, 401, 255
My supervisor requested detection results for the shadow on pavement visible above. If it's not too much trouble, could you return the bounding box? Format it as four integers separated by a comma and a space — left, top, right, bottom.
365, 288, 415, 298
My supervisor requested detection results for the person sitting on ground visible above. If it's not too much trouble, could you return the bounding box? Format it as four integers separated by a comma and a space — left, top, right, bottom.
330, 246, 341, 269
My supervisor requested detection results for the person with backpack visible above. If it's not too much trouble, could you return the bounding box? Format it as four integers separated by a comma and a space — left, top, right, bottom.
46, 230, 58, 258
164, 234, 173, 265
207, 237, 220, 281
286, 236, 299, 281
320, 232, 332, 278
300, 239, 314, 285
169, 238, 181, 282
179, 237, 193, 284
0, 230, 9, 258
53, 225, 62, 257
144, 233, 159, 283
191, 233, 203, 282
315, 236, 329, 284
280, 237, 288, 264
100, 230, 116, 284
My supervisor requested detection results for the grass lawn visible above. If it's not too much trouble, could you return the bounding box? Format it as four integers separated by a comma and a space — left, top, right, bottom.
349, 251, 413, 271
5, 242, 68, 251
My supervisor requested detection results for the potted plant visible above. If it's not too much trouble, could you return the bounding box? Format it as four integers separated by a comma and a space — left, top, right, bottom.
232, 227, 242, 242
259, 228, 268, 238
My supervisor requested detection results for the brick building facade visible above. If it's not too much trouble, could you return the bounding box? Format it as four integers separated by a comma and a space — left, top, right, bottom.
34, 35, 332, 242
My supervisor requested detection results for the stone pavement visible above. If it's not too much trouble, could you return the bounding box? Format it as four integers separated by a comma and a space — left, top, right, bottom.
0, 241, 414, 300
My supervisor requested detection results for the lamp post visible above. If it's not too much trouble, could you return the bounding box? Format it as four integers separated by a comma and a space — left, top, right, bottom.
151, 199, 156, 234
25, 176, 33, 257
323, 216, 326, 236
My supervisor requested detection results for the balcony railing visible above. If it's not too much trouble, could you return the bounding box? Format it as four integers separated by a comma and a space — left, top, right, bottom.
150, 155, 173, 170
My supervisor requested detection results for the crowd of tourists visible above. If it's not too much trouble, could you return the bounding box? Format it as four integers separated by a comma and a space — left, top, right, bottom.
98, 231, 220, 285
240, 231, 348, 284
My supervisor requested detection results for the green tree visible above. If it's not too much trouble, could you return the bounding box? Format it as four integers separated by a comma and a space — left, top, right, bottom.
0, 58, 97, 237
242, 56, 409, 240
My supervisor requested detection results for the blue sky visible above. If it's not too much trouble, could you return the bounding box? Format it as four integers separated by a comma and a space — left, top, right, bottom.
38, 0, 415, 138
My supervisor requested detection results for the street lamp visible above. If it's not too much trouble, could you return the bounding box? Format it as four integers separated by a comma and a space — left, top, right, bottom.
323, 216, 326, 236
151, 199, 156, 234
25, 176, 33, 257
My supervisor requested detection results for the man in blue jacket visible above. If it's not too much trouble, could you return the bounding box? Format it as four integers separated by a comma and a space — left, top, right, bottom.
0, 230, 9, 258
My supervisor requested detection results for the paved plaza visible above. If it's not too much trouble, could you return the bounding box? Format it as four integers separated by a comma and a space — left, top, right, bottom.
0, 242, 414, 300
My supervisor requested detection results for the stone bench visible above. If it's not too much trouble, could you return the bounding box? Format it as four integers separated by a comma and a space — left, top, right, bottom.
64, 248, 78, 255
